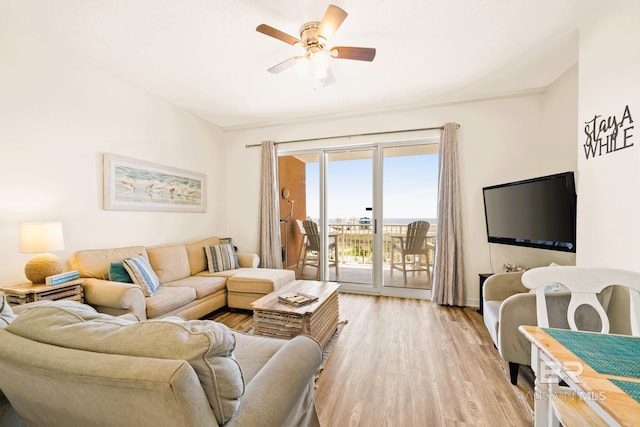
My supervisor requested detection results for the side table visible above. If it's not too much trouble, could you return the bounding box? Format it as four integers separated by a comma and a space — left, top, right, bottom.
0, 279, 84, 306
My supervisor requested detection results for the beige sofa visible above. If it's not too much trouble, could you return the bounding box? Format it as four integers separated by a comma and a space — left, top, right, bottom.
483, 271, 613, 385
0, 299, 322, 427
69, 236, 295, 319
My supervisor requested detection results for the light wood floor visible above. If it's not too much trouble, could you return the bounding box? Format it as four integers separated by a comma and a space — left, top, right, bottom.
210, 292, 534, 426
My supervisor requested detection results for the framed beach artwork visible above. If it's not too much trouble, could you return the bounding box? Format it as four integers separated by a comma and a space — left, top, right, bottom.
103, 153, 207, 212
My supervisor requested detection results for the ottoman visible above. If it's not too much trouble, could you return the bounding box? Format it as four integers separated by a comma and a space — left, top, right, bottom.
226, 269, 295, 310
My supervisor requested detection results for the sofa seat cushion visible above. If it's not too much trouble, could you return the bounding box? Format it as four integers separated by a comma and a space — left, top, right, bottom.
163, 276, 227, 299
196, 267, 256, 279
6, 301, 244, 425
226, 269, 295, 294
147, 244, 191, 283
232, 331, 287, 384
146, 286, 196, 319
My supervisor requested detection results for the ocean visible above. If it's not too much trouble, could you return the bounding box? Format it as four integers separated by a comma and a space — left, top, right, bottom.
320, 217, 438, 225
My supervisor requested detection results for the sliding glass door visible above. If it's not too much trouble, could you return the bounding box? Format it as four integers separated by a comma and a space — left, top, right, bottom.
382, 144, 439, 292
326, 148, 374, 287
278, 139, 438, 299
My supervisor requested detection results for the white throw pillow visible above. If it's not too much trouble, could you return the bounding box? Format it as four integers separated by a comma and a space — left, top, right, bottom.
0, 292, 16, 327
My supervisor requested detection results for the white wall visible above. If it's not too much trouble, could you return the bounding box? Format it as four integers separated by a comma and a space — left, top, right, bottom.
577, 1, 640, 269
0, 28, 226, 285
225, 72, 578, 306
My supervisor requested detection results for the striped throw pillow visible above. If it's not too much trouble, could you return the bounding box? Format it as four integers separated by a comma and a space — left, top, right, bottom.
123, 254, 160, 296
205, 244, 239, 273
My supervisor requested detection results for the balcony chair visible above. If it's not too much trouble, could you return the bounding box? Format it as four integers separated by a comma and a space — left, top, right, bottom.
390, 220, 433, 285
295, 219, 309, 271
301, 220, 338, 280
522, 266, 640, 427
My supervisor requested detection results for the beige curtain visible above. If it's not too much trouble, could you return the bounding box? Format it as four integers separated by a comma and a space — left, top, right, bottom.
432, 123, 464, 306
259, 141, 283, 269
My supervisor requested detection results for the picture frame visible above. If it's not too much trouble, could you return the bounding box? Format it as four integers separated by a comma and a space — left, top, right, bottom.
103, 153, 207, 212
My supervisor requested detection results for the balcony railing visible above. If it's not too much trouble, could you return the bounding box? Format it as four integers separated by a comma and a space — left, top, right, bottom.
328, 223, 436, 266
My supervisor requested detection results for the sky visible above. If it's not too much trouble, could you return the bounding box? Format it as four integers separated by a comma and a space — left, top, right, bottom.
305, 152, 439, 221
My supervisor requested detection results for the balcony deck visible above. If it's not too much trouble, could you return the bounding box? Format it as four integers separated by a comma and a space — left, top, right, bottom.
295, 264, 432, 289
292, 222, 435, 290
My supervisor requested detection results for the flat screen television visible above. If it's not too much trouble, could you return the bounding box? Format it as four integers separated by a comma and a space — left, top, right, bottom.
482, 172, 577, 252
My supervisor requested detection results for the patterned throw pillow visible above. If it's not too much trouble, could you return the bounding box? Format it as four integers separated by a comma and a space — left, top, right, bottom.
205, 244, 239, 273
108, 262, 133, 283
123, 254, 160, 296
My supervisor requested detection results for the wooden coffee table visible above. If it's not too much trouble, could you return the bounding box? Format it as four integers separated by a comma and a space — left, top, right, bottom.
251, 280, 340, 348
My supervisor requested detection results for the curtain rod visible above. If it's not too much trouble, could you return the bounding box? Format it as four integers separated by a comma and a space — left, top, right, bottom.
244, 124, 460, 148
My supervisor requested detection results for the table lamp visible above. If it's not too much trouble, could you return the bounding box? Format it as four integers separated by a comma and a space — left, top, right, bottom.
20, 222, 65, 284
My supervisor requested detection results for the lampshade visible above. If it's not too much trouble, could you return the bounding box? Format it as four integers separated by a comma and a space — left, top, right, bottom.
20, 222, 65, 284
20, 222, 64, 253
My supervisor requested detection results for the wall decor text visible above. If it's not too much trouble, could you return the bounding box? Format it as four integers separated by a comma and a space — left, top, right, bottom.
583, 104, 634, 159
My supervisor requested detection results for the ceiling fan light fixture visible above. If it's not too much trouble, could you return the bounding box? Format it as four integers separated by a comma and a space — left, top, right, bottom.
310, 49, 330, 80
257, 4, 373, 85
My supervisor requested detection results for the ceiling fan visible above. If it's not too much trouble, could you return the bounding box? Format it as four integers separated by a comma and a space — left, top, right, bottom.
256, 4, 376, 86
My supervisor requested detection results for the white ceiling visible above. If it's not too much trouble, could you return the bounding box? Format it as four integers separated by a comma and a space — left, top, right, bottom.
2, 0, 603, 130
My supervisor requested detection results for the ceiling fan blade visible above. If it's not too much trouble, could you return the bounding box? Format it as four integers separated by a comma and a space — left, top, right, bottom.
330, 46, 376, 62
256, 24, 301, 46
267, 57, 301, 74
318, 5, 348, 41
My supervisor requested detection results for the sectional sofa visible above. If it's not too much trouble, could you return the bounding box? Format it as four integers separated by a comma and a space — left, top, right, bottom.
69, 235, 295, 320
0, 296, 323, 426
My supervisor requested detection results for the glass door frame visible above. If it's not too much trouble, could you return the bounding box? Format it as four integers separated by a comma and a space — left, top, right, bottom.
279, 137, 438, 300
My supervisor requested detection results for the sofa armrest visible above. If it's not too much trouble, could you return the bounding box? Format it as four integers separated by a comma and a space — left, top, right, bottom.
497, 292, 538, 366
483, 271, 527, 302
226, 335, 322, 427
82, 279, 147, 320
498, 290, 579, 366
237, 253, 259, 268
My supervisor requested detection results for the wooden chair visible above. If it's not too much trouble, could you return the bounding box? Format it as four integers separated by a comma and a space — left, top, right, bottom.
301, 220, 338, 280
390, 220, 432, 285
295, 219, 308, 271
522, 266, 640, 426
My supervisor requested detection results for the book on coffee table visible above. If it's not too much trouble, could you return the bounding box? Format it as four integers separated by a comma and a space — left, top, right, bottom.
278, 292, 319, 306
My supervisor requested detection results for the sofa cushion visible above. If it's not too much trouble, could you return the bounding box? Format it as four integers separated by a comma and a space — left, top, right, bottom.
205, 244, 239, 273
232, 331, 286, 384
146, 286, 196, 319
185, 237, 221, 275
197, 267, 256, 279
69, 246, 148, 279
124, 254, 161, 296
6, 302, 244, 425
483, 300, 501, 345
163, 276, 227, 299
108, 261, 133, 283
147, 244, 191, 283
226, 269, 295, 294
